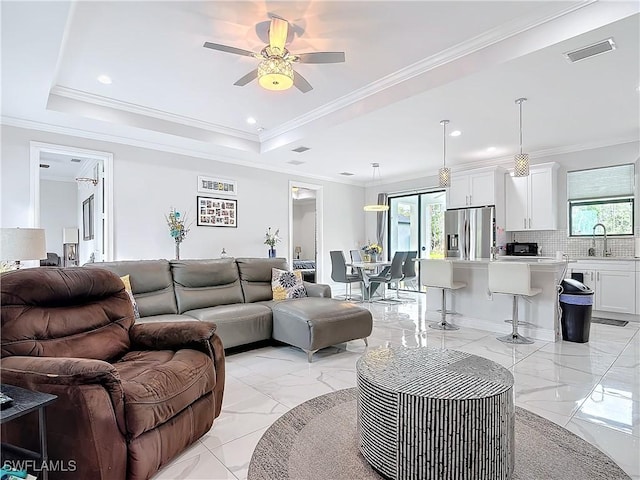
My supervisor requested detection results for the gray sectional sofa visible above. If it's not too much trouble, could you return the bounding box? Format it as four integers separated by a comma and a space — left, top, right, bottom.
86, 257, 373, 362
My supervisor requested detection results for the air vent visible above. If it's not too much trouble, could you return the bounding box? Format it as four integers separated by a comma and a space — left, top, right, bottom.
564, 38, 615, 63
70, 158, 82, 163
287, 160, 305, 165
291, 146, 310, 153
39, 163, 50, 168
339, 172, 354, 176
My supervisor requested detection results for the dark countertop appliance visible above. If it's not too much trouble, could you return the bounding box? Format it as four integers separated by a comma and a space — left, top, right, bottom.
506, 242, 538, 256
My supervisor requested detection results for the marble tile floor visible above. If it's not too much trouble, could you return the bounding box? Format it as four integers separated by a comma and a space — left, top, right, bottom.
153, 292, 640, 479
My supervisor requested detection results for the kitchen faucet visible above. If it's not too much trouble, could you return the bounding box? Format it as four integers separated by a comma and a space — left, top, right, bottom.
592, 223, 611, 256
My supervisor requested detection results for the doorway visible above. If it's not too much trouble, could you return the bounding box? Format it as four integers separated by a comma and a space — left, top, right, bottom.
289, 181, 323, 283
388, 190, 446, 289
30, 142, 114, 263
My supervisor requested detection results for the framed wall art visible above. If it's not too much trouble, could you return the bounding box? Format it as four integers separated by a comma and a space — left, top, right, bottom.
197, 175, 237, 196
82, 194, 94, 240
197, 196, 237, 228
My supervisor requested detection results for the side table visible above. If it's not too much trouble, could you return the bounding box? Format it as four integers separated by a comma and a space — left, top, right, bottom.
357, 347, 515, 480
0, 384, 57, 480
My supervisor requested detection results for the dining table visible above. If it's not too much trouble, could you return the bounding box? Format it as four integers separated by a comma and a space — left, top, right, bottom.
348, 260, 392, 300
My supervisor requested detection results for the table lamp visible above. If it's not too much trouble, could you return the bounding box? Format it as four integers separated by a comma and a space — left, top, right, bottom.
294, 246, 302, 259
0, 228, 47, 269
63, 227, 79, 266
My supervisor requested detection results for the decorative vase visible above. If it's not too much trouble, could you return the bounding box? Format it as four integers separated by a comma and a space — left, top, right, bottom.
175, 240, 181, 260
363, 253, 371, 263
268, 248, 276, 258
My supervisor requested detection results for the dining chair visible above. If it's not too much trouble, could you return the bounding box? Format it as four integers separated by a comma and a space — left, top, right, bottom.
401, 251, 418, 291
330, 251, 364, 301
367, 251, 407, 302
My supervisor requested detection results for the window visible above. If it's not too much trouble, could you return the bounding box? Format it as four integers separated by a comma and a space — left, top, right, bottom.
567, 164, 634, 237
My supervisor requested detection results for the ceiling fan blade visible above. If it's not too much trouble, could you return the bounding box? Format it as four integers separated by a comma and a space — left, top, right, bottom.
293, 71, 313, 93
269, 16, 289, 53
295, 52, 345, 64
203, 42, 255, 58
233, 69, 258, 86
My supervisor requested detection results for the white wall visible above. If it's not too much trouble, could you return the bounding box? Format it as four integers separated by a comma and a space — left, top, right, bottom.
542, 141, 640, 230
40, 180, 78, 257
292, 200, 316, 260
0, 125, 365, 284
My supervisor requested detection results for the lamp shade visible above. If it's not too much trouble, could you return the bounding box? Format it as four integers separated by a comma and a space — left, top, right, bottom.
0, 228, 47, 261
63, 227, 79, 244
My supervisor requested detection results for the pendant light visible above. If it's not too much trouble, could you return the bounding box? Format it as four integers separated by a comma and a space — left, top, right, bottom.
438, 120, 451, 188
363, 163, 389, 212
514, 98, 530, 177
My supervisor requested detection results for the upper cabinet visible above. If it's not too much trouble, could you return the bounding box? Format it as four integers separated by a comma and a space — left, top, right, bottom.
447, 168, 502, 209
505, 162, 559, 231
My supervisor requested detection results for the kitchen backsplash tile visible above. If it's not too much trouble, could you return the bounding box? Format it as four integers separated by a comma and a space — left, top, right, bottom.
509, 226, 639, 258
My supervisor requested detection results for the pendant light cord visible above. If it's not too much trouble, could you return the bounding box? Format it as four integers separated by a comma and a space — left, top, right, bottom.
519, 100, 523, 155
440, 119, 449, 168
516, 98, 527, 155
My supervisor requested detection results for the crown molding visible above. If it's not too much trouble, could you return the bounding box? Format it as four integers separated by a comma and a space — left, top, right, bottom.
50, 85, 257, 142
1, 116, 364, 187
260, 1, 595, 143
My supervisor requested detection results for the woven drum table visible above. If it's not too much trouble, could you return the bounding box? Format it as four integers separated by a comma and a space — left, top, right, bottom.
356, 347, 515, 480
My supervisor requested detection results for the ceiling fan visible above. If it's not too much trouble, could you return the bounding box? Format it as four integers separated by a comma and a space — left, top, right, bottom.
203, 16, 345, 93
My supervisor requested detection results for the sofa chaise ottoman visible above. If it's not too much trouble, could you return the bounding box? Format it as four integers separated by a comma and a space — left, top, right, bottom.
87, 257, 373, 362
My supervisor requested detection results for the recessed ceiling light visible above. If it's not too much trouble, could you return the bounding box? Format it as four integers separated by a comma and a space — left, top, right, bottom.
247, 117, 257, 125
257, 127, 265, 132
97, 74, 112, 85
450, 130, 462, 137
486, 147, 497, 152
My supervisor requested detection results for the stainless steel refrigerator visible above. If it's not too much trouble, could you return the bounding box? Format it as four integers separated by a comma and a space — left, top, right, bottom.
445, 206, 495, 260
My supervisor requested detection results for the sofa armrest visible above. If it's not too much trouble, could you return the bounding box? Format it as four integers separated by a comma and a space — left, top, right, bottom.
130, 321, 225, 417
0, 356, 126, 433
130, 321, 218, 354
304, 282, 332, 298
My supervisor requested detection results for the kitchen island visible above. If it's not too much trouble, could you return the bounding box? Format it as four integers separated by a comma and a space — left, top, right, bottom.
420, 258, 570, 342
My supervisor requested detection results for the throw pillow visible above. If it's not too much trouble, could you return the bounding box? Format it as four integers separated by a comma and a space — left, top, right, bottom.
120, 274, 140, 319
271, 268, 307, 300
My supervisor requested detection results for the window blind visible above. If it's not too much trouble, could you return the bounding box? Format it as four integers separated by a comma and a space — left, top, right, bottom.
567, 164, 635, 201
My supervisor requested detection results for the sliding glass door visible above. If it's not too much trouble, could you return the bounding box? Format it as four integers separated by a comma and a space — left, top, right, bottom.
388, 190, 446, 290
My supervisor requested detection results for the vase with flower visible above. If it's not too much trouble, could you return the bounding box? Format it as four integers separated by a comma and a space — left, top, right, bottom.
165, 207, 190, 260
264, 227, 281, 257
362, 242, 382, 262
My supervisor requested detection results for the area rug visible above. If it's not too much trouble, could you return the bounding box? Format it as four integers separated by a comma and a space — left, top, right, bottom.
248, 388, 629, 480
592, 317, 629, 327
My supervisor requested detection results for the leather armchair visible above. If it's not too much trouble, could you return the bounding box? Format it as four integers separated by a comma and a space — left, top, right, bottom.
0, 267, 225, 480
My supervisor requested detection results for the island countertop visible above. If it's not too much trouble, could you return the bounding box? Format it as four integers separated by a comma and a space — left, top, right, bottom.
419, 258, 565, 342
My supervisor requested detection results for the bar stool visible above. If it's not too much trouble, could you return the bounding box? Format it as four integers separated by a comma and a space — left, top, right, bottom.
487, 262, 541, 344
421, 259, 466, 330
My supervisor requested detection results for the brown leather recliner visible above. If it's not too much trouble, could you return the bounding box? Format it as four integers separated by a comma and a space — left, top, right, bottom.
0, 267, 225, 480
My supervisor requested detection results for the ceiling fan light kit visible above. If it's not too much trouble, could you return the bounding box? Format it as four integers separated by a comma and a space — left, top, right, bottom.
258, 56, 294, 91
203, 16, 345, 93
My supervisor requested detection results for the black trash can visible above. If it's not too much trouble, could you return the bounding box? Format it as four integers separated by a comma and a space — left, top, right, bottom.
560, 279, 594, 343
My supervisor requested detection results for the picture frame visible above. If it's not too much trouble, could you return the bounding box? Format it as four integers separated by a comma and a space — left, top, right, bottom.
82, 194, 94, 240
197, 175, 237, 196
197, 196, 237, 228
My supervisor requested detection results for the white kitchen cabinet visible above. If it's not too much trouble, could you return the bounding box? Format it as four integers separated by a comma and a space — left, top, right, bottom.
570, 260, 637, 315
447, 168, 500, 209
505, 162, 558, 231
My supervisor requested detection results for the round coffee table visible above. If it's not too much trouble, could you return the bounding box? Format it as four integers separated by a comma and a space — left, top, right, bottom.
356, 347, 514, 480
